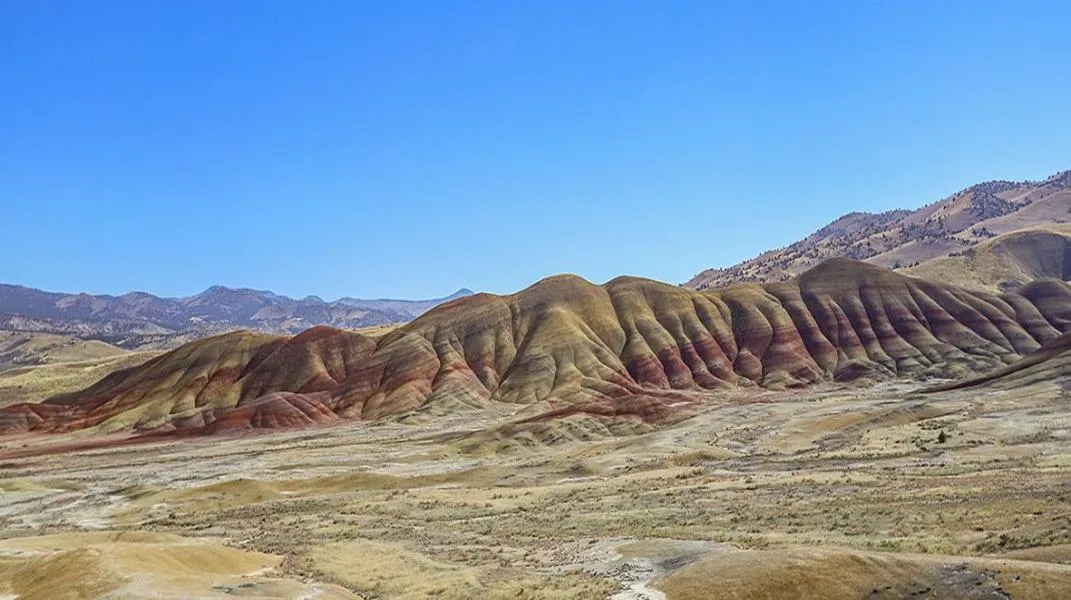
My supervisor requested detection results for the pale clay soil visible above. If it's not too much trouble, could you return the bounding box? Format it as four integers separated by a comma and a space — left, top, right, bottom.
0, 379, 1068, 598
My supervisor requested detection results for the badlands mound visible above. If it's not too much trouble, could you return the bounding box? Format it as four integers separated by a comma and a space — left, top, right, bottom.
658, 546, 1071, 600
1, 259, 1069, 436
0, 531, 355, 600
927, 329, 1071, 392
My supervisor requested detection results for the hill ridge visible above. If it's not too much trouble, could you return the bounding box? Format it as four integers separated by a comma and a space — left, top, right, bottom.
2, 259, 1068, 436
687, 169, 1071, 289
0, 283, 473, 349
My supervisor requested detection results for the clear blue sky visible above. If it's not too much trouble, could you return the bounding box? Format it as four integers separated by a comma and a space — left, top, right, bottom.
3, 1, 1070, 300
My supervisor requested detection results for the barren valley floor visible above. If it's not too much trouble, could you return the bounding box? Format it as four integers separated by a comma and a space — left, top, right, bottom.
0, 377, 1069, 599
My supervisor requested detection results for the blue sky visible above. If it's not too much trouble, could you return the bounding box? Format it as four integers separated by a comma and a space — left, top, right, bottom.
3, 1, 1070, 300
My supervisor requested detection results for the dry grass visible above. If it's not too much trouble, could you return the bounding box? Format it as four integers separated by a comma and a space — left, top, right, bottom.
659, 547, 1071, 600
310, 539, 614, 599
0, 331, 128, 369
0, 377, 1068, 598
0, 531, 357, 600
352, 323, 403, 337
0, 350, 158, 408
905, 224, 1071, 291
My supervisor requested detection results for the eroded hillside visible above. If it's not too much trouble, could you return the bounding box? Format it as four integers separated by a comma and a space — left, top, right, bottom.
3, 259, 1068, 436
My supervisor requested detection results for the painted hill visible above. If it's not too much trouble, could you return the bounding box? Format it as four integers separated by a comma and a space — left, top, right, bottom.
926, 329, 1071, 392
687, 170, 1071, 289
3, 259, 1068, 436
0, 284, 472, 349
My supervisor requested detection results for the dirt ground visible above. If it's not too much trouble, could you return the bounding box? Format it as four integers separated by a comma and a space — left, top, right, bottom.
0, 377, 1068, 599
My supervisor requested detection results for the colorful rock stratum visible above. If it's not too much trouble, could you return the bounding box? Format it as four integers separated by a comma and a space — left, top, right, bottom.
3, 258, 1068, 437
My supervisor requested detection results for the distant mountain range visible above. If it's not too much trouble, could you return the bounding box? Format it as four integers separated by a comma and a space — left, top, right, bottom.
0, 284, 472, 349
686, 170, 1071, 289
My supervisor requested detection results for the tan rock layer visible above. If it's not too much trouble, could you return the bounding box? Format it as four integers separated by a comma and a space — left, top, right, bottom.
1, 259, 1068, 435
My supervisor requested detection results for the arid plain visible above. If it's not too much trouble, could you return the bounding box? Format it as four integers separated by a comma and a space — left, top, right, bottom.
0, 350, 1069, 599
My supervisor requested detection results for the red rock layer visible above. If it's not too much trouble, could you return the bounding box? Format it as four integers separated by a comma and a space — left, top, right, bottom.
1, 259, 1068, 435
